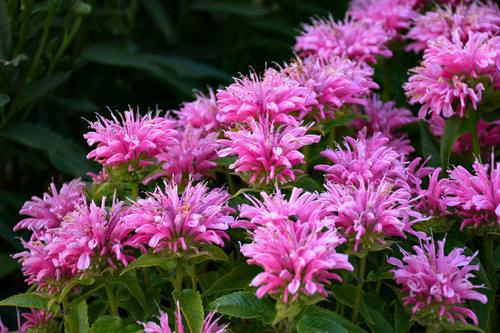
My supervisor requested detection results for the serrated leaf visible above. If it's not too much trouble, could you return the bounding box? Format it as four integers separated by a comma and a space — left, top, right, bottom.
203, 263, 261, 297
120, 253, 175, 276
305, 307, 367, 333
173, 289, 204, 333
0, 292, 48, 309
211, 291, 276, 324
18, 72, 71, 109
393, 301, 413, 333
440, 116, 470, 170
297, 314, 347, 333
65, 301, 89, 333
89, 316, 123, 333
119, 273, 148, 313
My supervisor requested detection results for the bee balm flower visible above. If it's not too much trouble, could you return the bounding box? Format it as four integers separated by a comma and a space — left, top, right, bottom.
177, 89, 220, 132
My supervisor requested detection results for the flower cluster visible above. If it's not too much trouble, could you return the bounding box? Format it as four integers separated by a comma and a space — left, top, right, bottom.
177, 89, 220, 132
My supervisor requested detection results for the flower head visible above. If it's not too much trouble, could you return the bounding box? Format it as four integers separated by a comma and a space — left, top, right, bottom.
321, 180, 424, 253
241, 218, 353, 302
15, 179, 85, 233
294, 16, 392, 63
388, 237, 487, 326
416, 167, 450, 217
404, 31, 499, 119
84, 110, 178, 167
445, 159, 500, 230
216, 68, 316, 125
218, 118, 320, 185
407, 1, 500, 53
123, 181, 234, 253
177, 89, 220, 132
19, 309, 54, 333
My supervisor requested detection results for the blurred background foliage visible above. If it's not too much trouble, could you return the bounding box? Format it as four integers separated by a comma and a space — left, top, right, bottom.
0, 0, 423, 325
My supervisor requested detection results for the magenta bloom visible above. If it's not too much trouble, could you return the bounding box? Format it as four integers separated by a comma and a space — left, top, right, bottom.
416, 167, 450, 217
388, 237, 487, 326
123, 181, 234, 253
348, 0, 418, 38
445, 159, 500, 229
404, 31, 500, 119
19, 309, 54, 333
84, 110, 178, 167
216, 68, 317, 125
235, 187, 326, 229
177, 89, 220, 132
218, 118, 320, 185
285, 56, 378, 119
202, 311, 228, 333
321, 180, 424, 252
241, 218, 353, 302
159, 126, 219, 183
315, 131, 407, 187
294, 16, 392, 64
14, 179, 85, 233
407, 1, 500, 53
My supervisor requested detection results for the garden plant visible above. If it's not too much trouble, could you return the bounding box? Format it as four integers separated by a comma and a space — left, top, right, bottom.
0, 0, 499, 332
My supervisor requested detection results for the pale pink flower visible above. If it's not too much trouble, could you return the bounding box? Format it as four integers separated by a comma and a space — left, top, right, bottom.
123, 181, 234, 253
294, 16, 392, 64
321, 180, 424, 252
87, 168, 108, 184
284, 56, 378, 119
241, 218, 353, 302
235, 187, 326, 229
404, 31, 499, 119
177, 89, 220, 132
445, 159, 500, 229
84, 110, 178, 167
216, 68, 317, 125
201, 311, 228, 333
388, 237, 487, 325
218, 118, 320, 185
348, 0, 418, 38
407, 1, 500, 53
14, 179, 85, 233
158, 126, 219, 184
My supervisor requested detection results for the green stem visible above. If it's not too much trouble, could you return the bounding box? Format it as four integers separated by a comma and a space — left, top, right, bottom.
175, 259, 183, 291
352, 256, 366, 324
225, 172, 235, 195
105, 284, 117, 317
130, 183, 139, 200
285, 319, 293, 333
13, 0, 34, 57
46, 16, 83, 75
191, 262, 197, 290
482, 235, 493, 274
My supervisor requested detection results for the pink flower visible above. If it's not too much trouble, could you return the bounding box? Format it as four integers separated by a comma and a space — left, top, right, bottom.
416, 167, 450, 216
321, 180, 424, 252
202, 311, 228, 333
294, 16, 392, 64
404, 31, 499, 119
445, 159, 500, 229
216, 68, 316, 125
348, 0, 418, 38
0, 318, 8, 333
235, 187, 326, 229
284, 57, 378, 119
388, 237, 487, 325
240, 218, 353, 302
218, 118, 320, 185
19, 309, 54, 333
14, 179, 85, 233
158, 126, 219, 184
123, 181, 234, 253
177, 89, 220, 132
407, 1, 500, 53
84, 110, 178, 167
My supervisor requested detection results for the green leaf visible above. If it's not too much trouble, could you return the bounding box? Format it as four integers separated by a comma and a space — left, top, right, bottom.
119, 273, 149, 313
117, 324, 143, 333
191, 1, 268, 17
59, 275, 96, 304
186, 245, 229, 264
173, 289, 204, 333
305, 307, 366, 333
440, 321, 485, 332
419, 122, 440, 167
216, 155, 237, 167
0, 94, 9, 107
211, 291, 276, 324
494, 245, 500, 272
287, 175, 322, 192
0, 292, 48, 309
364, 305, 393, 333
393, 301, 413, 333
297, 314, 347, 333
120, 253, 175, 276
89, 316, 123, 333
18, 72, 71, 109
440, 116, 470, 170
65, 301, 89, 333
142, 0, 174, 44
202, 263, 261, 297
152, 55, 228, 80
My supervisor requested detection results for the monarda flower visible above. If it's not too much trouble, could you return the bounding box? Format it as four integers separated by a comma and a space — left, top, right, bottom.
404, 31, 499, 119
388, 237, 487, 326
321, 180, 424, 253
294, 16, 392, 64
123, 181, 234, 253
445, 159, 500, 230
158, 126, 219, 184
177, 89, 220, 132
19, 309, 55, 333
216, 68, 316, 125
240, 219, 353, 302
348, 0, 418, 38
315, 131, 407, 188
14, 179, 85, 233
235, 187, 326, 230
407, 1, 500, 53
416, 167, 450, 217
218, 118, 320, 185
84, 110, 178, 168
284, 56, 378, 119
